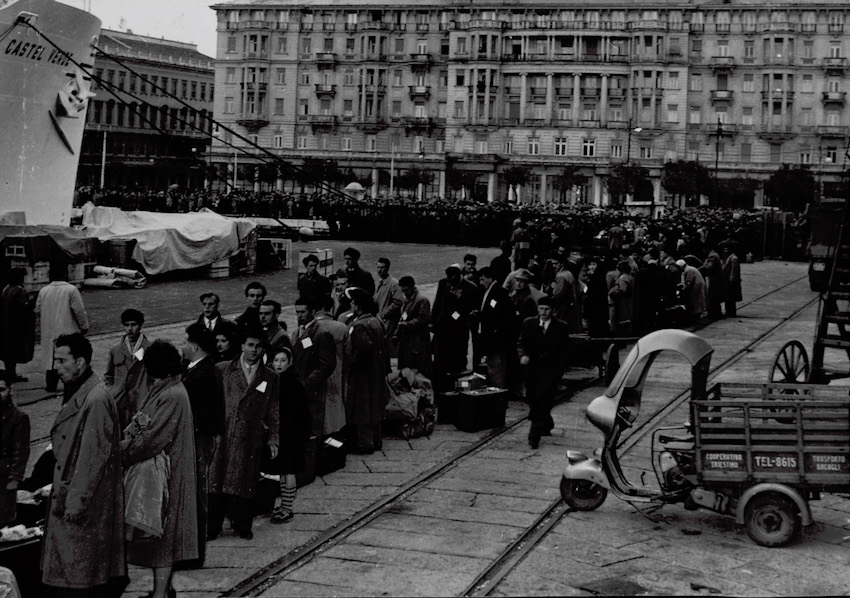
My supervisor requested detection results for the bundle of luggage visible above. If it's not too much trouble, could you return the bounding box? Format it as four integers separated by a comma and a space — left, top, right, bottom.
384, 368, 436, 440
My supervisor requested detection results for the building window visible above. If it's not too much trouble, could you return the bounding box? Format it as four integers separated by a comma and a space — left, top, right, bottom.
690, 39, 702, 57
611, 142, 623, 158
273, 134, 283, 148
276, 68, 286, 84
801, 107, 813, 127
803, 40, 813, 59
528, 137, 539, 155
743, 74, 754, 93
717, 40, 728, 57
770, 144, 782, 163
714, 106, 728, 124
276, 37, 287, 54
829, 78, 841, 93
689, 74, 702, 91
503, 138, 513, 154
226, 68, 236, 84
826, 147, 838, 164
457, 37, 467, 54
830, 43, 842, 58
639, 145, 652, 159
741, 143, 752, 162
393, 70, 403, 86
394, 38, 404, 53
742, 107, 754, 128
666, 71, 680, 90
800, 151, 811, 165
366, 135, 376, 151
301, 38, 312, 54
435, 139, 445, 153
343, 69, 355, 86
689, 106, 701, 124
802, 75, 814, 93
455, 71, 466, 86
224, 97, 234, 113
475, 140, 488, 154
666, 104, 678, 123
274, 98, 284, 114
227, 36, 236, 53
300, 72, 311, 85
582, 138, 595, 157
554, 137, 568, 156
454, 101, 464, 117
343, 99, 353, 119
342, 137, 352, 151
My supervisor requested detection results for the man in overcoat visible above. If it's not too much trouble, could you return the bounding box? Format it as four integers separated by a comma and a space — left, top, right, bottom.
721, 245, 742, 317
345, 289, 389, 454
374, 257, 404, 345
314, 295, 350, 438
181, 323, 225, 568
35, 267, 90, 392
234, 282, 267, 330
260, 300, 291, 354
0, 267, 34, 382
291, 296, 337, 437
343, 247, 376, 297
41, 333, 126, 595
209, 326, 279, 540
432, 265, 478, 391
395, 276, 432, 378
474, 267, 516, 389
104, 308, 152, 429
518, 297, 570, 449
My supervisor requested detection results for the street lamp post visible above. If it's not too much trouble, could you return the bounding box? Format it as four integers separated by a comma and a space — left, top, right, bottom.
714, 119, 723, 204
625, 119, 642, 206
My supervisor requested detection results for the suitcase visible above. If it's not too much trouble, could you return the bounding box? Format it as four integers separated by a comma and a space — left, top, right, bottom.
296, 435, 319, 488
317, 436, 347, 476
454, 387, 509, 432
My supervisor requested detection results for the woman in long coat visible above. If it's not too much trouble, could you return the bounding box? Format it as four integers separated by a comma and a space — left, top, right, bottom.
345, 291, 389, 454
123, 340, 198, 598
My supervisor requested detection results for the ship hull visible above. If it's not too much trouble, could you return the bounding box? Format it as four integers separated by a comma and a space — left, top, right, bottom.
0, 0, 101, 225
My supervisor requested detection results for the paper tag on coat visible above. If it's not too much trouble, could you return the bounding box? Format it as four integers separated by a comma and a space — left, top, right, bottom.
451, 311, 460, 320
489, 299, 497, 308
133, 348, 145, 361
256, 381, 267, 393
301, 337, 313, 349
401, 312, 408, 321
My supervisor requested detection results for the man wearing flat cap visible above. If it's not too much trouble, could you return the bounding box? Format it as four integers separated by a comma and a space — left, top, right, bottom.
432, 265, 478, 391
343, 247, 375, 297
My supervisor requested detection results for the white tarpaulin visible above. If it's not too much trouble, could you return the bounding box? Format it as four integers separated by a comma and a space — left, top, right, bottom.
82, 206, 256, 275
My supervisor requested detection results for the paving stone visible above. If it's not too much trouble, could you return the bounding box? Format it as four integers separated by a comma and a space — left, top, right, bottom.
321, 543, 488, 574
345, 526, 508, 560
319, 472, 414, 487
385, 499, 537, 528
259, 579, 365, 597
426, 475, 560, 500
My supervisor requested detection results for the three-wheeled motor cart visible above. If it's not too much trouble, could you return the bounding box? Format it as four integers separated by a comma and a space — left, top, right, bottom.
561, 329, 850, 547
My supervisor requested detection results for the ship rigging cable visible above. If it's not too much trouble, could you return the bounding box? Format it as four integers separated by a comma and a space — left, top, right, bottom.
20, 18, 367, 204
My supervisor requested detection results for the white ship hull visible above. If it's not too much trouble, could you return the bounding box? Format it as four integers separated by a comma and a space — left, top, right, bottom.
0, 0, 100, 225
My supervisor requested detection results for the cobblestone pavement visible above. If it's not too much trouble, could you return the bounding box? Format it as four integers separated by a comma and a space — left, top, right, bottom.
13, 257, 841, 597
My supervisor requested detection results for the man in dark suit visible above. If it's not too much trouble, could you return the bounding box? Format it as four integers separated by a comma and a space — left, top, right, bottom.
197, 292, 227, 333
432, 265, 479, 391
518, 296, 569, 449
259, 300, 291, 354
181, 323, 225, 567
474, 266, 516, 389
291, 296, 337, 438
343, 247, 375, 297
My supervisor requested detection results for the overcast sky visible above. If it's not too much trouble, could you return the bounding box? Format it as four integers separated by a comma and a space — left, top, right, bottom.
65, 0, 219, 57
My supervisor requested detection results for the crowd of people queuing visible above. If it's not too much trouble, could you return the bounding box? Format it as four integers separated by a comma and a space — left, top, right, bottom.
0, 206, 746, 595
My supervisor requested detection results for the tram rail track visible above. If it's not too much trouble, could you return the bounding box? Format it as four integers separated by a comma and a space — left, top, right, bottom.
462, 274, 815, 597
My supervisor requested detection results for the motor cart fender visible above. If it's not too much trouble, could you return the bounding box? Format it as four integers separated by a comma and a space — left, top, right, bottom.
735, 483, 812, 526
562, 450, 610, 490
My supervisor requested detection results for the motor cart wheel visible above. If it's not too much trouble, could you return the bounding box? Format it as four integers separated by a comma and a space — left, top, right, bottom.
744, 494, 801, 547
769, 340, 810, 384
560, 477, 607, 511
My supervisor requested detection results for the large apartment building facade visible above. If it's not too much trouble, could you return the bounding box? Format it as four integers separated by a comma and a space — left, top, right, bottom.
210, 0, 850, 207
77, 30, 215, 190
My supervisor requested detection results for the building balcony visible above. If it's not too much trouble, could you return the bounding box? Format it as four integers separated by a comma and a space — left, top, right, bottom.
528, 87, 547, 97
307, 114, 337, 127
361, 53, 388, 62
356, 118, 388, 132
315, 52, 337, 67
401, 116, 433, 130
299, 22, 313, 32
627, 20, 669, 31
703, 122, 738, 135
823, 57, 848, 72
579, 119, 600, 128
314, 84, 337, 96
760, 22, 796, 33
469, 19, 507, 30
757, 126, 795, 141
321, 22, 336, 32
358, 84, 387, 95
410, 53, 432, 67
817, 125, 850, 138
388, 53, 408, 62
240, 82, 268, 91
710, 90, 734, 102
235, 20, 272, 30
607, 88, 627, 98
823, 91, 847, 104
236, 113, 270, 131
244, 51, 270, 61
761, 90, 795, 102
580, 88, 600, 97
415, 22, 430, 32
632, 87, 663, 97
359, 21, 389, 31
709, 56, 736, 71
409, 85, 431, 99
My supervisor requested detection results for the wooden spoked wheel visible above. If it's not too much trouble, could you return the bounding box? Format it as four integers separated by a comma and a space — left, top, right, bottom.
769, 341, 810, 385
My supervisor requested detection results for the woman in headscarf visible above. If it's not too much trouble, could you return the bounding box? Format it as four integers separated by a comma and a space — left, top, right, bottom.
122, 340, 197, 598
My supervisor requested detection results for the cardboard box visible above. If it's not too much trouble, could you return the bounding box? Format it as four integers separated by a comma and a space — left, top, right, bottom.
454, 387, 509, 433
